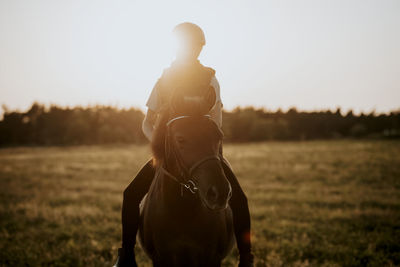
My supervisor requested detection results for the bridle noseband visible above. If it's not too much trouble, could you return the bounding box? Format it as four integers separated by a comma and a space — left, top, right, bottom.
160, 115, 221, 196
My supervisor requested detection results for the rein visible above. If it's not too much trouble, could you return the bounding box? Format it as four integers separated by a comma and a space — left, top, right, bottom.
161, 115, 221, 196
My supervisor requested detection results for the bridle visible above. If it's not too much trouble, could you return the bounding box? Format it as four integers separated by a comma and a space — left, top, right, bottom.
160, 115, 222, 196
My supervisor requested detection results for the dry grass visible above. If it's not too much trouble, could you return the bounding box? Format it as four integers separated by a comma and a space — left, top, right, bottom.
0, 141, 399, 266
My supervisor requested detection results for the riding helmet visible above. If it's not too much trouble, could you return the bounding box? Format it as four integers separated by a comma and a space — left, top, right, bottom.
172, 22, 206, 46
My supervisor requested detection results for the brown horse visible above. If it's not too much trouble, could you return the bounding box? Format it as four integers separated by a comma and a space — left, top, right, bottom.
138, 99, 234, 266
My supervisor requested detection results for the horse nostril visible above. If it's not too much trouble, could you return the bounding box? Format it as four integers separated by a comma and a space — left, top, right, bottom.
206, 186, 218, 202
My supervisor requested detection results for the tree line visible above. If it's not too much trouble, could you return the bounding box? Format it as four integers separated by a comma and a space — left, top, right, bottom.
0, 102, 399, 146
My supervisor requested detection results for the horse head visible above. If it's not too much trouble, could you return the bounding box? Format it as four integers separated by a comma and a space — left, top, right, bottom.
151, 86, 232, 211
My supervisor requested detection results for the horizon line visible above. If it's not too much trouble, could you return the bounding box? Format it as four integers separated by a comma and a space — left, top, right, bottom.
1, 101, 399, 119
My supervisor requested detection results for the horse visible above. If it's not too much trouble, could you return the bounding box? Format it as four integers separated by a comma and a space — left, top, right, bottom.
138, 95, 235, 266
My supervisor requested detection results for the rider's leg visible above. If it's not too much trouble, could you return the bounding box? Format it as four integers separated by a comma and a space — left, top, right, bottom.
120, 159, 155, 259
220, 157, 254, 266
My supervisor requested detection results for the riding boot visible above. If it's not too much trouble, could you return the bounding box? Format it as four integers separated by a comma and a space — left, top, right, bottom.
221, 158, 254, 267
115, 159, 155, 266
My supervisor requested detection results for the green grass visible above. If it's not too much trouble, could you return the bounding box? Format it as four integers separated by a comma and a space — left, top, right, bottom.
0, 141, 399, 266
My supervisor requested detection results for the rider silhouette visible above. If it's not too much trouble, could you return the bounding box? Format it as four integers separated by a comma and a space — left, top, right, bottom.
115, 22, 254, 267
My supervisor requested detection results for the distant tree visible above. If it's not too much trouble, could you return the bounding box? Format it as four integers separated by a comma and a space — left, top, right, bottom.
0, 103, 399, 146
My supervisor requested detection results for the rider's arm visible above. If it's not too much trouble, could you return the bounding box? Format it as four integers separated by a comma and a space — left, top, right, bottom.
209, 75, 222, 128
142, 108, 157, 142
143, 75, 163, 142
209, 101, 222, 129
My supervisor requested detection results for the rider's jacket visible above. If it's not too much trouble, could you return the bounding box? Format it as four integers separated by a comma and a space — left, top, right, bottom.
145, 59, 222, 128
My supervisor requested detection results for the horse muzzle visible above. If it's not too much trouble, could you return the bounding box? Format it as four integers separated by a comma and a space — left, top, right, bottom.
201, 181, 232, 211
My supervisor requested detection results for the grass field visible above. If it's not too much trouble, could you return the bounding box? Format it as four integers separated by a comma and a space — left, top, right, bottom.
0, 141, 399, 267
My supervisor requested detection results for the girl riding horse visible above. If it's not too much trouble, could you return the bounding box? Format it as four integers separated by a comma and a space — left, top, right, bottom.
114, 22, 254, 267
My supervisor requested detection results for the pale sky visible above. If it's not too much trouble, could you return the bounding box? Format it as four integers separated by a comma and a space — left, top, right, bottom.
1, 0, 399, 116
